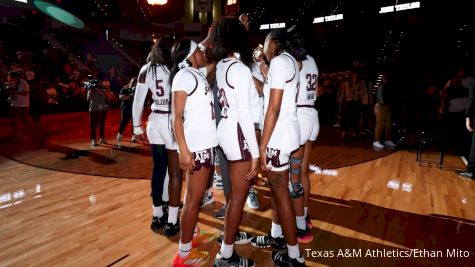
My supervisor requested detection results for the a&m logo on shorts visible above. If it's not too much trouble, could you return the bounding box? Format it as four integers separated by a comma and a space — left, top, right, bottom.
195, 150, 210, 163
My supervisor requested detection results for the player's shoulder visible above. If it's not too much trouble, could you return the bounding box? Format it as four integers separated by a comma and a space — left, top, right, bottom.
305, 55, 316, 64
230, 61, 251, 75
138, 63, 148, 83
271, 54, 292, 69
175, 68, 195, 80
173, 68, 199, 89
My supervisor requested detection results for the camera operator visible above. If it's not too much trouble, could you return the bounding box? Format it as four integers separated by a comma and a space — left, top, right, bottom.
86, 79, 108, 146
116, 77, 137, 148
7, 71, 29, 139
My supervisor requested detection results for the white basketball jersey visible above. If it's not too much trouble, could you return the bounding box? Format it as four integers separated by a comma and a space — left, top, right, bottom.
263, 52, 300, 153
297, 55, 319, 106
216, 58, 259, 158
250, 62, 264, 125
172, 67, 218, 153
144, 62, 172, 112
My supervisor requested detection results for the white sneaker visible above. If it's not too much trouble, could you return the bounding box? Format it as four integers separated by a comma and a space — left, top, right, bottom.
131, 135, 137, 143
99, 138, 105, 145
384, 140, 396, 149
116, 133, 122, 148
91, 139, 98, 147
200, 190, 215, 208
246, 187, 259, 209
373, 141, 384, 151
213, 173, 223, 190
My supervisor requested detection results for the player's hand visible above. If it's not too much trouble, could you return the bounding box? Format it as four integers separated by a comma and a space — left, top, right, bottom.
467, 117, 474, 132
239, 13, 250, 30
245, 157, 259, 181
259, 147, 271, 172
179, 149, 195, 174
133, 126, 144, 135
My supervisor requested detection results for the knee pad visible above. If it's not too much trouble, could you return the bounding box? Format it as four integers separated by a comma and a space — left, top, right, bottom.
288, 157, 304, 198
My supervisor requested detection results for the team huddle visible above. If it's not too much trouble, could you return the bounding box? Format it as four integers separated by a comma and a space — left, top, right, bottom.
131, 16, 319, 267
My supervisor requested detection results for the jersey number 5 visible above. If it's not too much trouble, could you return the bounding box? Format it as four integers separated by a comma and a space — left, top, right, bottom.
155, 80, 164, 97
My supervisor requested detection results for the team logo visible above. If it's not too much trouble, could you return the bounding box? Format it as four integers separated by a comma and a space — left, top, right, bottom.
266, 148, 280, 157
195, 150, 210, 163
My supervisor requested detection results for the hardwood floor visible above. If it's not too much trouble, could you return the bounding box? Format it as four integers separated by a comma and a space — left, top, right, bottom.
0, 111, 392, 179
0, 147, 474, 266
0, 112, 474, 266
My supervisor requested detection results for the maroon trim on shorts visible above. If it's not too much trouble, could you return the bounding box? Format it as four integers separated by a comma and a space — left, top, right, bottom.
228, 123, 251, 163
152, 110, 170, 114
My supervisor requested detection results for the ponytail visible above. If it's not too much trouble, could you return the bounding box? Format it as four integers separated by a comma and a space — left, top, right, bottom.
285, 25, 307, 61
268, 26, 307, 61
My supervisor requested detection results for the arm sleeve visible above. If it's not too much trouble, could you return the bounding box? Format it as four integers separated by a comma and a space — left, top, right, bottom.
231, 64, 259, 158
269, 56, 290, 90
172, 71, 196, 95
132, 82, 148, 127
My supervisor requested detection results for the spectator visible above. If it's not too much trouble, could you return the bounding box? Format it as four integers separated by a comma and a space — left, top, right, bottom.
27, 70, 46, 123
373, 75, 396, 151
7, 71, 29, 139
339, 71, 367, 141
116, 77, 137, 148
87, 79, 108, 146
441, 75, 470, 155
457, 81, 475, 178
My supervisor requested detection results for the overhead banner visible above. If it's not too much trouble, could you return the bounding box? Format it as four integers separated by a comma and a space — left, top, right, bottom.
194, 0, 212, 13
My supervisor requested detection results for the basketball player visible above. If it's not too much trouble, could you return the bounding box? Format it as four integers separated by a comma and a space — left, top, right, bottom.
210, 17, 258, 267
288, 28, 320, 244
170, 39, 218, 266
132, 38, 183, 237
250, 28, 306, 266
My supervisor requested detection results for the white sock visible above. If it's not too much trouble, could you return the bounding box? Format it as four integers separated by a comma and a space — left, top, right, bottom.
168, 206, 179, 224
220, 242, 234, 259
271, 222, 283, 238
304, 207, 308, 218
178, 241, 192, 258
296, 216, 306, 230
153, 205, 163, 218
287, 243, 301, 259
